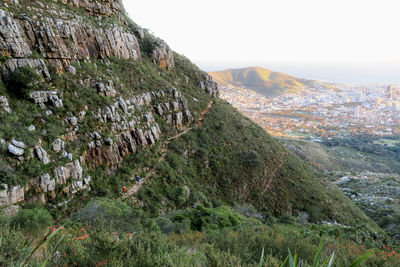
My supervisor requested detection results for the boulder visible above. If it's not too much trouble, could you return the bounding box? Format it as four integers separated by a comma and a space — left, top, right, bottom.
96, 80, 117, 97
66, 160, 83, 180
35, 145, 50, 164
11, 139, 25, 149
8, 140, 25, 156
54, 166, 70, 184
29, 91, 63, 109
149, 40, 174, 70
134, 29, 145, 39
65, 116, 78, 126
0, 96, 11, 113
68, 65, 77, 75
39, 173, 55, 193
83, 176, 91, 185
71, 180, 84, 193
52, 138, 65, 152
0, 184, 24, 206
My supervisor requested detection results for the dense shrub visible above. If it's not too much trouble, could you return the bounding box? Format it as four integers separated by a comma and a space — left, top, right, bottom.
0, 162, 20, 186
70, 198, 145, 233
11, 206, 53, 235
241, 150, 262, 168
171, 205, 243, 232
6, 66, 41, 98
0, 227, 29, 265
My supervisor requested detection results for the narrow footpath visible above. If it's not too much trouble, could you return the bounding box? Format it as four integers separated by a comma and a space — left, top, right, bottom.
120, 100, 213, 199
261, 150, 287, 194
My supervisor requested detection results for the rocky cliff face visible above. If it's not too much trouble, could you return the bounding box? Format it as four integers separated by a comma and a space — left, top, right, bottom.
64, 0, 125, 16
0, 0, 218, 207
0, 1, 140, 71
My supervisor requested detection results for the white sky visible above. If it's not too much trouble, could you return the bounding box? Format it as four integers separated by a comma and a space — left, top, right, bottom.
122, 0, 400, 82
123, 0, 400, 63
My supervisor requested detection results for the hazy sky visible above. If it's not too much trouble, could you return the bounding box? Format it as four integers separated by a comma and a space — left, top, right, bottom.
122, 0, 400, 82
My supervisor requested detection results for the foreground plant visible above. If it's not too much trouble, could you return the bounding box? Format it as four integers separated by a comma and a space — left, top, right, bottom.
258, 237, 371, 267
17, 226, 64, 267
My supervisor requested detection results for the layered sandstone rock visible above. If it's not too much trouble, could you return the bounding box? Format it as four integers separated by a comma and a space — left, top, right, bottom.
0, 5, 140, 72
0, 184, 24, 206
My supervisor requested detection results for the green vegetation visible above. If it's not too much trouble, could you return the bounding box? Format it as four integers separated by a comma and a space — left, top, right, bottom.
0, 0, 398, 265
2, 198, 398, 266
5, 66, 41, 98
11, 203, 54, 236
136, 99, 380, 233
281, 136, 400, 237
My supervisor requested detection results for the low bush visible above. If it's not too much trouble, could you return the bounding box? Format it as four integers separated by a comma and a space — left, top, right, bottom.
0, 226, 29, 265
6, 66, 41, 98
11, 205, 53, 235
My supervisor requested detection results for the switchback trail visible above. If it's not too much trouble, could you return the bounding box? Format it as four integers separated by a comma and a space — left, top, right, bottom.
120, 100, 214, 200
261, 150, 287, 194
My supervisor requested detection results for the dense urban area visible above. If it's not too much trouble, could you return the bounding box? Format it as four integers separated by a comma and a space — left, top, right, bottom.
220, 83, 400, 139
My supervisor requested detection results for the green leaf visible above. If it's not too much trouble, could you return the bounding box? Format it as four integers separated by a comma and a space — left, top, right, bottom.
40, 258, 48, 267
349, 252, 371, 267
280, 255, 289, 267
19, 226, 64, 267
327, 252, 335, 267
258, 247, 265, 267
313, 237, 324, 267
288, 249, 295, 267
294, 252, 298, 266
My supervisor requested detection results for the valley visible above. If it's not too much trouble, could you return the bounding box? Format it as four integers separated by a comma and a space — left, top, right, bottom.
217, 67, 400, 238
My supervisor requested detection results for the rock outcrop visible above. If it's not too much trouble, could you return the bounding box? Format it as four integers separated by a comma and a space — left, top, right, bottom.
200, 74, 219, 98
53, 138, 65, 152
2, 59, 50, 79
0, 184, 24, 206
29, 91, 63, 109
0, 96, 11, 113
55, 160, 83, 184
150, 40, 175, 70
35, 145, 50, 164
94, 80, 117, 97
8, 139, 25, 156
39, 173, 55, 193
0, 9, 32, 58
0, 3, 140, 73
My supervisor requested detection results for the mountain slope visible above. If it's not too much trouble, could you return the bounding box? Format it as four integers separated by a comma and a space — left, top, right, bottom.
0, 1, 392, 266
0, 0, 378, 232
138, 99, 380, 230
209, 66, 331, 96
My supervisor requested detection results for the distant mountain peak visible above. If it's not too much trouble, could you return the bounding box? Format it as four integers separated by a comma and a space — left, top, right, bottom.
209, 66, 331, 97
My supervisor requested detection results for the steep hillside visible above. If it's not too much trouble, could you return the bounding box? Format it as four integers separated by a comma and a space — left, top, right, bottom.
0, 1, 395, 266
137, 99, 380, 229
0, 0, 368, 226
210, 66, 332, 96
0, 0, 218, 207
